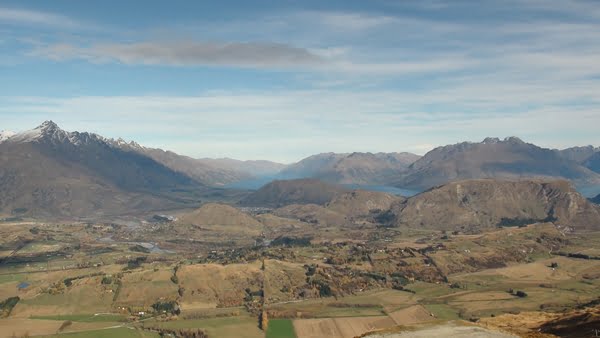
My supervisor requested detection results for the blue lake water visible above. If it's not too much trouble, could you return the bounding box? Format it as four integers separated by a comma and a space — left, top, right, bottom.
578, 185, 600, 198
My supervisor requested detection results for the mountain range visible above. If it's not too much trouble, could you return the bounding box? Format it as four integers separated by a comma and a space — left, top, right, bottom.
392, 137, 600, 191
1, 121, 600, 218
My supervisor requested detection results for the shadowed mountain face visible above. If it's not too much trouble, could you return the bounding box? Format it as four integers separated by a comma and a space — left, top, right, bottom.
391, 179, 600, 232
239, 178, 348, 207
591, 194, 600, 204
279, 152, 420, 185
119, 145, 249, 187
111, 142, 285, 187
393, 137, 600, 191
0, 121, 204, 218
584, 152, 600, 174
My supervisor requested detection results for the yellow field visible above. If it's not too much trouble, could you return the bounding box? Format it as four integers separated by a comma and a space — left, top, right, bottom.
116, 268, 178, 308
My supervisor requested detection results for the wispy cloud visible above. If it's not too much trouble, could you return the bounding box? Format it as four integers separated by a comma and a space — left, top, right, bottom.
30, 40, 324, 68
0, 7, 82, 29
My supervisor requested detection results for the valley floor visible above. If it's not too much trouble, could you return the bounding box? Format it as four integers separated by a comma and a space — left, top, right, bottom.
1, 220, 599, 337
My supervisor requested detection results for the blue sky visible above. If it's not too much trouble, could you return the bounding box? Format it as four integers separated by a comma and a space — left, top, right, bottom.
1, 0, 599, 162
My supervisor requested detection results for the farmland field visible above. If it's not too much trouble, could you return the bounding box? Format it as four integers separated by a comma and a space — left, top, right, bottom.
266, 319, 297, 338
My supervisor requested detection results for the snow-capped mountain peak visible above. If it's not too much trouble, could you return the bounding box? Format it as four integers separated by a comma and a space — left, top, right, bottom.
8, 120, 68, 143
0, 130, 16, 142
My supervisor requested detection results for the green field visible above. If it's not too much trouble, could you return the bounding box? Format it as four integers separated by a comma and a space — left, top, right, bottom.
266, 319, 296, 338
140, 315, 264, 338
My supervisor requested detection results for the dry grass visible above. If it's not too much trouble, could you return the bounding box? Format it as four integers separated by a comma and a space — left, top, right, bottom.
178, 262, 262, 309
293, 316, 395, 338
387, 305, 435, 326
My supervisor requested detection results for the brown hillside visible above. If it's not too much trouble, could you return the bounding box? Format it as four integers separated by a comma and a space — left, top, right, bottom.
239, 178, 347, 207
326, 190, 403, 218
273, 204, 349, 227
393, 179, 600, 232
178, 203, 264, 235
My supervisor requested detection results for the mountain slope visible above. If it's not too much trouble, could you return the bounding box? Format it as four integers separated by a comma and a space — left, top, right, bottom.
591, 194, 600, 204
394, 137, 600, 190
392, 179, 600, 232
0, 121, 203, 217
239, 178, 348, 207
123, 145, 248, 187
279, 152, 420, 184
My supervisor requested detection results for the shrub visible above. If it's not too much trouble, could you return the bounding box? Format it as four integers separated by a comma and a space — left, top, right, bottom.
170, 275, 179, 284
152, 301, 180, 315
58, 320, 72, 332
0, 296, 20, 318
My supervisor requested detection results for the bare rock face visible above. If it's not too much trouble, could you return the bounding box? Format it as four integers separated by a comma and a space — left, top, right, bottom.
239, 178, 348, 207
392, 179, 600, 232
393, 137, 600, 190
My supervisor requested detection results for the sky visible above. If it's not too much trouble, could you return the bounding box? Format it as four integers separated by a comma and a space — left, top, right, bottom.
1, 0, 599, 163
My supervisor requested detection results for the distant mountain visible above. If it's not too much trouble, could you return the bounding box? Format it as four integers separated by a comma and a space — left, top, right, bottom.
392, 179, 600, 232
197, 158, 286, 178
239, 178, 348, 207
556, 145, 600, 163
279, 152, 420, 185
393, 137, 600, 190
591, 194, 600, 204
0, 121, 202, 218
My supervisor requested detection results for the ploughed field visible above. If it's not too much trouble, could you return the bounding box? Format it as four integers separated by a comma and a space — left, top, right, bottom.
1, 219, 600, 338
